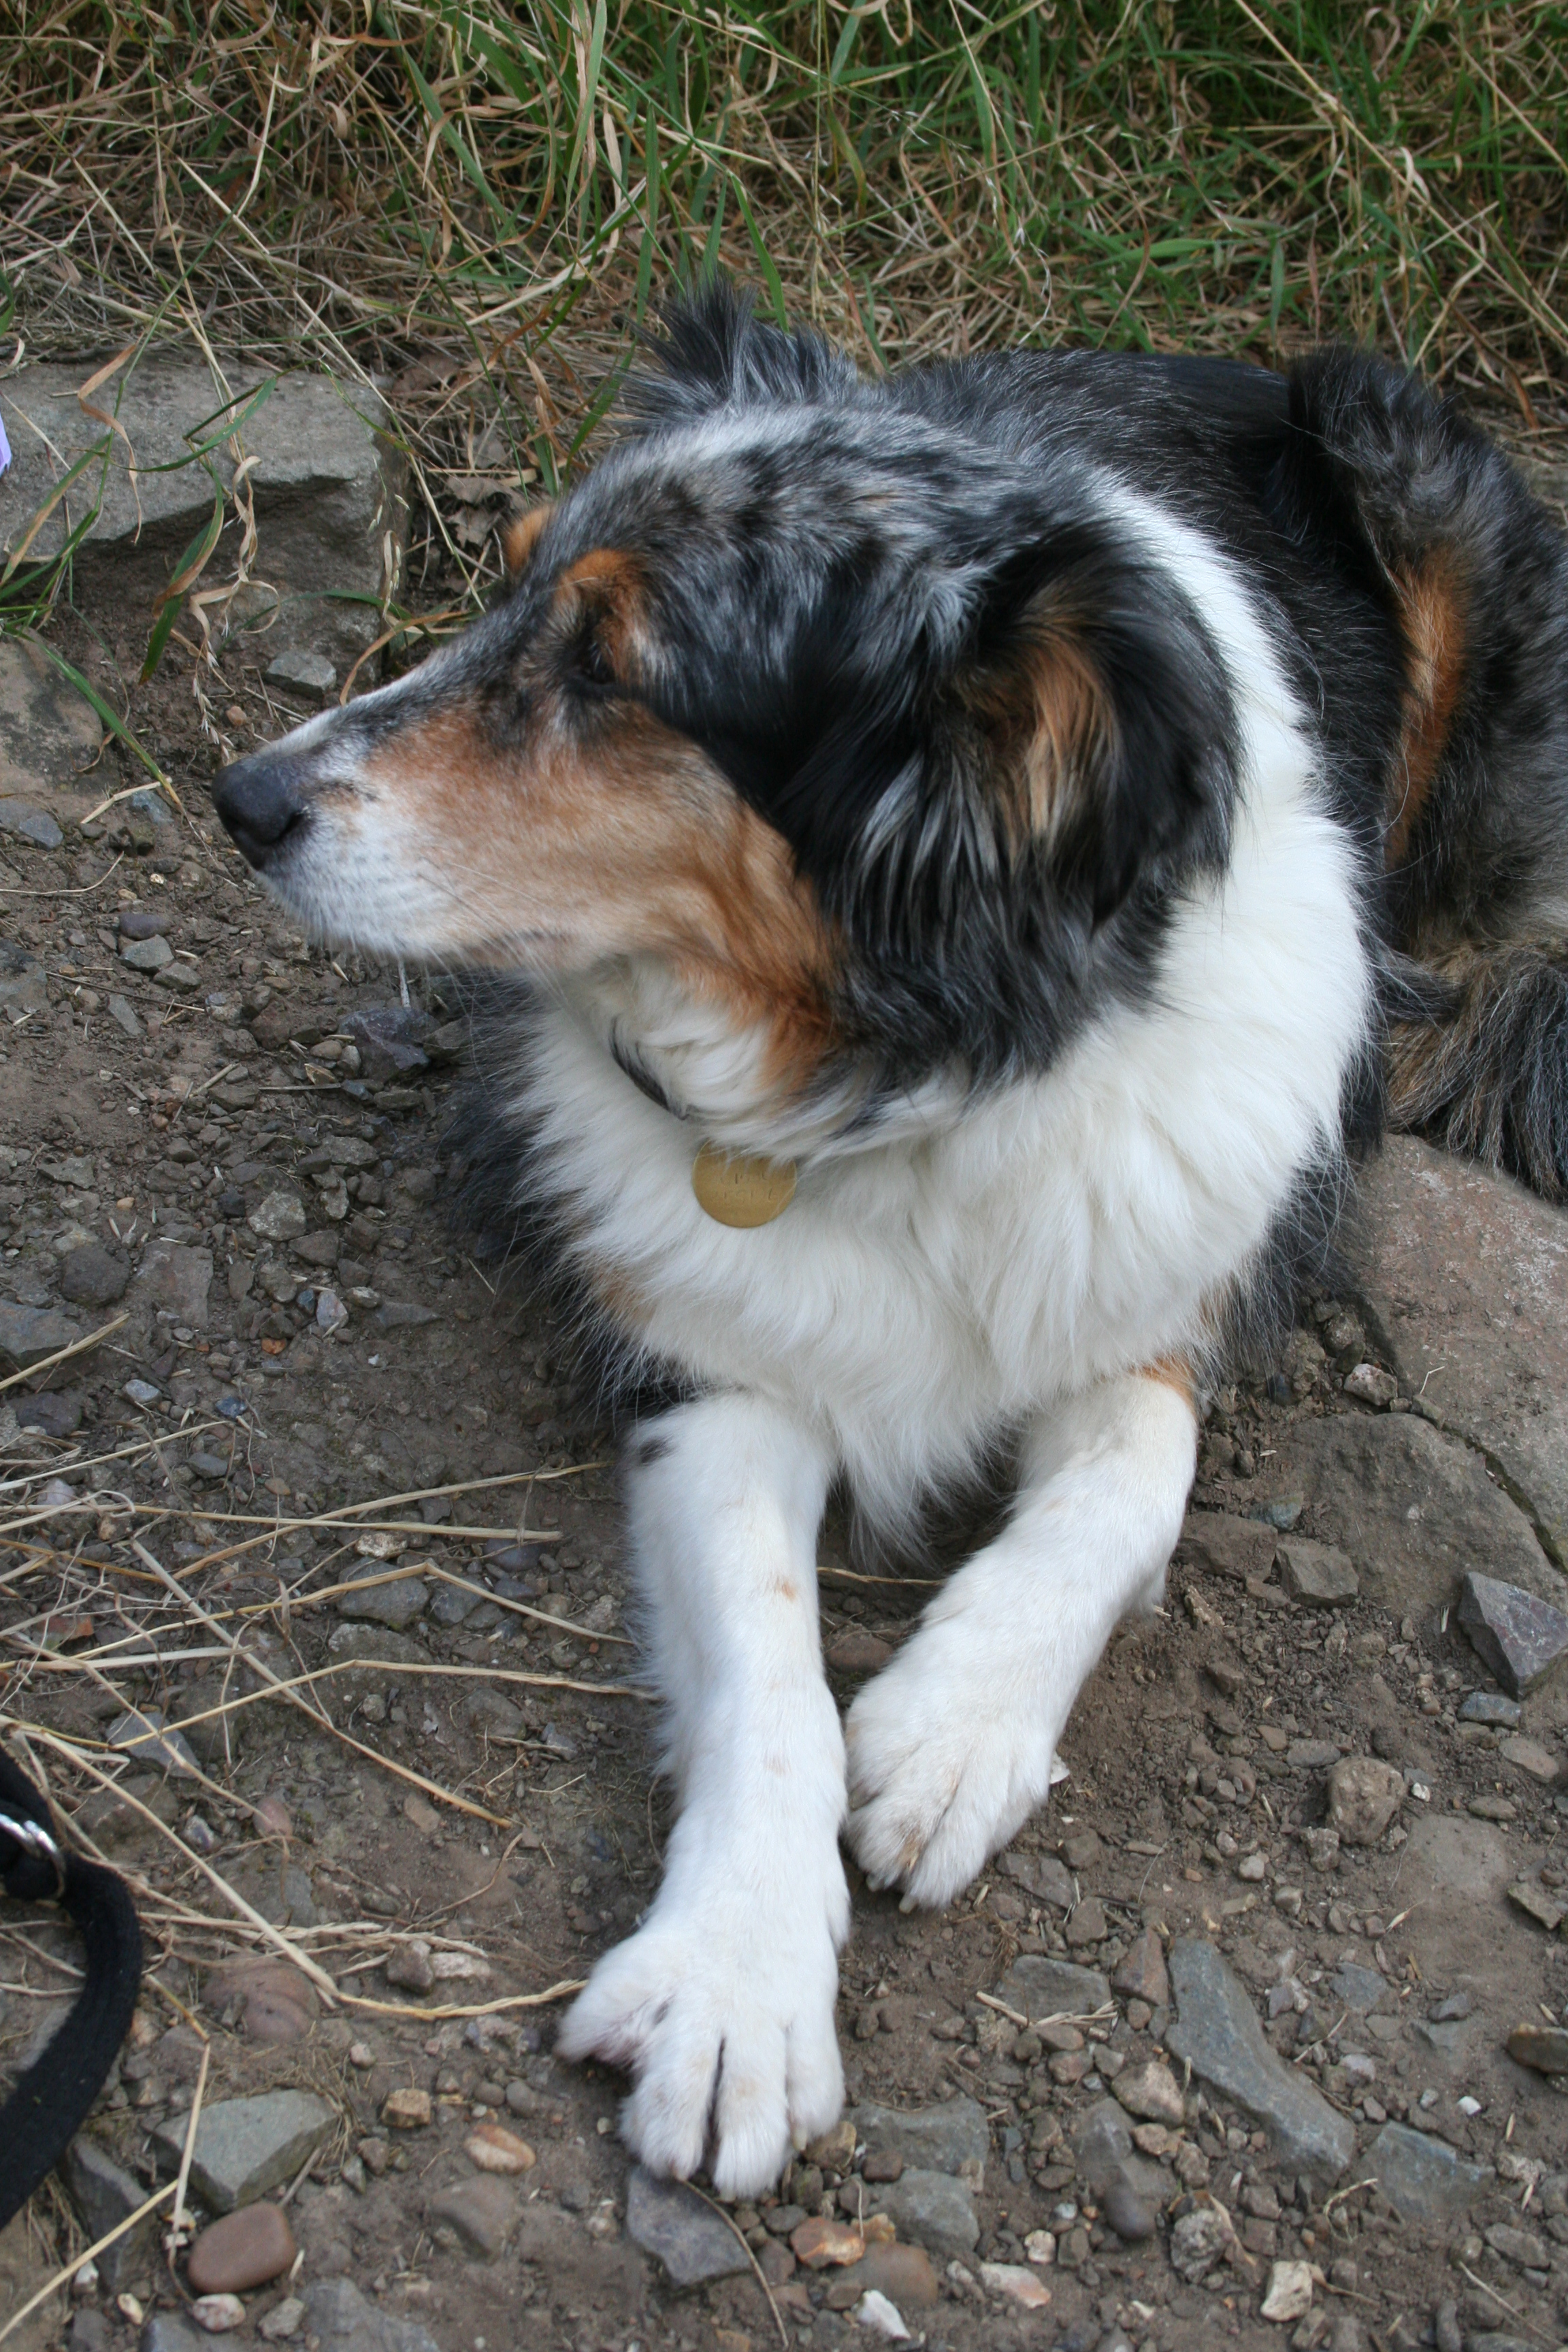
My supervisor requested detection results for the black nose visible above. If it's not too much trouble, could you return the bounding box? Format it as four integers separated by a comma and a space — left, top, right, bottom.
213, 753, 309, 868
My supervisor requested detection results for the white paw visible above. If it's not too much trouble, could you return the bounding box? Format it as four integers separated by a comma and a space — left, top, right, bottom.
845, 1612, 1064, 1910
557, 1871, 847, 2199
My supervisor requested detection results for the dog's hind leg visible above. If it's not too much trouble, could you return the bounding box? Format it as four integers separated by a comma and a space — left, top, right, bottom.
844, 1366, 1197, 1911
556, 1393, 849, 2199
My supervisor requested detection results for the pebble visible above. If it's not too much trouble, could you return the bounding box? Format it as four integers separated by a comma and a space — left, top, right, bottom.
0, 798, 64, 848
1064, 1895, 1107, 1946
61, 2137, 156, 2290
187, 2204, 297, 2293
1468, 1794, 1518, 1821
382, 2087, 433, 2128
1100, 2176, 1155, 2241
1343, 1361, 1398, 1407
1458, 1690, 1522, 1726
863, 2149, 904, 2183
854, 2291, 911, 2342
248, 1190, 308, 1243
59, 1241, 131, 1306
0, 1301, 82, 1370
108, 1708, 199, 1777
791, 2217, 867, 2268
1505, 2022, 1568, 2074
152, 2091, 335, 2215
1501, 1733, 1560, 1782
1260, 2259, 1314, 2323
108, 992, 142, 1036
867, 2168, 978, 2261
338, 1567, 429, 1629
120, 933, 174, 971
852, 2095, 987, 2178
1110, 1928, 1171, 2009
266, 650, 337, 697
1286, 1739, 1342, 1769
386, 1944, 434, 1993
1486, 2222, 1548, 2269
978, 2261, 1052, 2310
257, 2300, 304, 2343
1111, 2061, 1185, 2126
189, 2298, 246, 2334
1166, 1938, 1357, 2180
252, 1797, 293, 1838
1326, 1754, 1406, 1845
624, 2164, 750, 2285
1170, 2203, 1236, 2283
1507, 1881, 1565, 1931
1365, 2121, 1492, 2219
1277, 1538, 1359, 1607
464, 2121, 535, 2174
993, 1953, 1111, 2021
426, 2175, 518, 2259
1458, 1573, 1568, 1698
303, 2278, 440, 2352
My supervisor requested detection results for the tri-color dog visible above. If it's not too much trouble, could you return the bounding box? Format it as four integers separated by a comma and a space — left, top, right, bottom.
216, 285, 1568, 2196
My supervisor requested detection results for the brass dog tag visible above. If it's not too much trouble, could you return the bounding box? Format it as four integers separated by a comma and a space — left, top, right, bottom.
691, 1141, 797, 1228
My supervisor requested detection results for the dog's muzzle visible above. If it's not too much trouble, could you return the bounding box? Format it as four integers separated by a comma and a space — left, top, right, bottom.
214, 750, 312, 870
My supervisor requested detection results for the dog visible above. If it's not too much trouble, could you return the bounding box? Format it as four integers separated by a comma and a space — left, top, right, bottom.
214, 284, 1568, 2197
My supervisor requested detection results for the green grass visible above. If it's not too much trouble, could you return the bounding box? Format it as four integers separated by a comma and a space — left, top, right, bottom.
3, 1, 1567, 672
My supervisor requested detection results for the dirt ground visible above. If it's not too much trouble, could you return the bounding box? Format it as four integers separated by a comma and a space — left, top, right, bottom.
4, 605, 1568, 2352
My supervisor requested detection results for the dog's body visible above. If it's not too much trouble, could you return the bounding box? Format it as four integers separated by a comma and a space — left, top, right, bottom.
216, 289, 1568, 2195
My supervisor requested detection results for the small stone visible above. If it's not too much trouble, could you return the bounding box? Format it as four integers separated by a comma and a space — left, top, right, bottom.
187, 2204, 297, 2293
342, 1006, 434, 1079
862, 2150, 904, 2183
868, 2168, 979, 2261
1000, 1845, 1077, 1910
1467, 1794, 1517, 1821
108, 1708, 199, 1778
382, 2087, 434, 2129
1260, 2259, 1314, 2323
1024, 2228, 1056, 2266
1111, 1929, 1171, 2010
1101, 2176, 1155, 2240
1277, 1539, 1360, 1607
1501, 1735, 1559, 1783
139, 2319, 206, 2352
1343, 1362, 1398, 1408
59, 1241, 131, 1306
151, 2091, 334, 2215
464, 2122, 535, 2174
117, 908, 168, 939
827, 1628, 894, 1672
791, 2217, 866, 2268
851, 2096, 987, 2178
1433, 2302, 1462, 2352
108, 993, 142, 1036
802, 2119, 858, 2171
265, 650, 337, 698
0, 797, 63, 848
849, 2244, 938, 2308
60, 2136, 156, 2289
625, 2165, 750, 2284
337, 1567, 429, 1629
203, 1959, 316, 2048
1237, 1851, 1268, 1881
1507, 1882, 1566, 1931
1170, 2202, 1237, 2283
427, 2175, 518, 2259
135, 1241, 213, 1327
1064, 1896, 1107, 1946
1505, 2022, 1568, 2074
0, 1301, 83, 1371
248, 1190, 308, 1243
1326, 1756, 1405, 1846
257, 2300, 304, 2343
376, 1299, 438, 1328
1458, 1691, 1522, 1726
120, 933, 174, 971
1112, 2061, 1185, 2126
303, 2279, 439, 2352
979, 2261, 1052, 2310
1486, 2222, 1548, 2268
1458, 1573, 1568, 1699
1166, 1939, 1357, 2181
385, 1944, 434, 1993
189, 2299, 245, 2335
1365, 2121, 1492, 2219
853, 2291, 911, 2342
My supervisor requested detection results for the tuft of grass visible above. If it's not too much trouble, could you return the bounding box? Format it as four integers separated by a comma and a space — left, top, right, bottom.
3, 1, 1566, 672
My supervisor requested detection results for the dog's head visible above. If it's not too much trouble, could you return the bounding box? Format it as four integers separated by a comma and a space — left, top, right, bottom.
215, 284, 1236, 1098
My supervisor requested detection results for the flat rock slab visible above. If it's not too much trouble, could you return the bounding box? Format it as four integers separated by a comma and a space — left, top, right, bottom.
1165, 1938, 1357, 2182
1265, 1408, 1562, 1618
0, 1301, 81, 1369
1365, 2121, 1491, 2221
1401, 1812, 1515, 1902
0, 637, 103, 796
1352, 1137, 1568, 1563
625, 2164, 749, 2285
59, 2134, 156, 2289
1458, 1573, 1568, 1698
133, 1241, 212, 1328
852, 2095, 987, 2178
0, 361, 408, 672
866, 2166, 979, 2261
302, 2278, 440, 2352
152, 2089, 334, 2212
993, 1954, 1112, 2022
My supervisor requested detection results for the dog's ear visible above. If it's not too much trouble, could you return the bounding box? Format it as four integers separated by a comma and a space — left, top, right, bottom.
957, 535, 1236, 928
501, 500, 554, 578
623, 277, 859, 433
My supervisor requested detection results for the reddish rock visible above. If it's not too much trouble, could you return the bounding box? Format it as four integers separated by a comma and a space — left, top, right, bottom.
862, 2150, 904, 2183
791, 2216, 866, 2268
1111, 1929, 1170, 2010
203, 1960, 316, 2048
465, 2122, 535, 2174
187, 2203, 297, 2293
382, 2087, 433, 2129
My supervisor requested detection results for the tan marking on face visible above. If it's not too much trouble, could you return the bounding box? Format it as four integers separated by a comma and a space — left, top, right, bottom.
553, 547, 647, 670
1387, 553, 1467, 869
501, 501, 554, 577
359, 699, 840, 1096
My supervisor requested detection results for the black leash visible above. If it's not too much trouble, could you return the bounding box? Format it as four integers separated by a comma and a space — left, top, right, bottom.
0, 1746, 142, 2232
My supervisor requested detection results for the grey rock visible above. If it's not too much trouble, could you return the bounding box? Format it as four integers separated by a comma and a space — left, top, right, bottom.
853, 2095, 987, 2179
1326, 1754, 1406, 1845
1458, 1573, 1568, 1698
117, 909, 168, 939
133, 1241, 212, 1328
0, 638, 104, 797
431, 1582, 480, 1626
1458, 1690, 1522, 1726
151, 2089, 334, 2212
108, 993, 142, 1036
1000, 1846, 1077, 1910
248, 1190, 308, 1243
1169, 2203, 1235, 2283
426, 2174, 518, 2258
625, 2163, 750, 2284
1264, 1409, 1563, 1616
16, 1389, 82, 1437
301, 2278, 439, 2352
1277, 1538, 1359, 1607
108, 1708, 199, 1777
139, 2319, 208, 2352
1166, 1938, 1358, 2182
0, 363, 408, 674
0, 1301, 80, 1369
325, 1622, 431, 1673
336, 1567, 428, 1630
120, 933, 173, 972
267, 649, 337, 698
59, 1241, 130, 1306
870, 2166, 979, 2261
993, 1954, 1111, 2022
1177, 1510, 1279, 1580
154, 959, 204, 994
0, 798, 63, 848
1401, 1813, 1513, 1902
343, 1006, 434, 1078
0, 938, 48, 1018
1068, 2099, 1166, 2205
1101, 2174, 1156, 2240
1286, 1740, 1342, 1769
462, 1686, 525, 1735
1351, 1135, 1568, 1564
1365, 2121, 1490, 2221
59, 2134, 157, 2289
376, 1301, 438, 1328
1330, 1963, 1391, 2016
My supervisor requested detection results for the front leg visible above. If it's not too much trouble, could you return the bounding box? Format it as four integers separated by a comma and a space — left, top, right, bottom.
846, 1367, 1196, 1908
557, 1394, 847, 2199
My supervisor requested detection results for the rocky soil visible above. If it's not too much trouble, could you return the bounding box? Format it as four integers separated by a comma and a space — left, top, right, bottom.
5, 424, 1568, 2352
